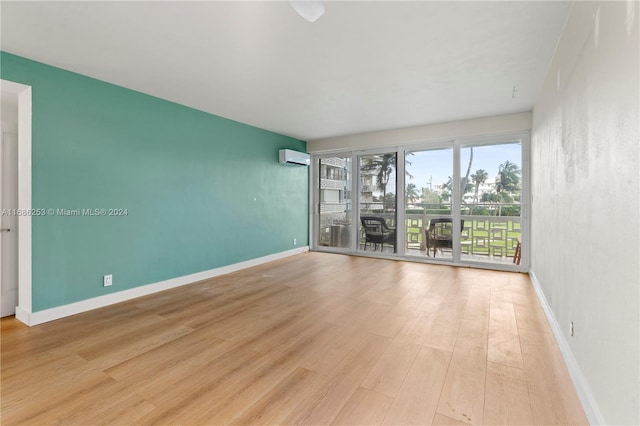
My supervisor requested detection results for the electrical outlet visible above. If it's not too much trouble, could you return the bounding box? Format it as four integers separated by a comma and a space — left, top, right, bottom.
570, 321, 574, 337
293, 238, 297, 246
103, 274, 113, 287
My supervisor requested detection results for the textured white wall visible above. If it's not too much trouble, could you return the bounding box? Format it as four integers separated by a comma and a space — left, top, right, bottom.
531, 1, 639, 424
307, 112, 531, 152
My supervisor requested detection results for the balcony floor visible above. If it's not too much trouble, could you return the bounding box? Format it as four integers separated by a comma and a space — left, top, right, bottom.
358, 245, 519, 266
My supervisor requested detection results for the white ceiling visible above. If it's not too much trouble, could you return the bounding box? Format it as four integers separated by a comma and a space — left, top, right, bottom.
1, 1, 571, 141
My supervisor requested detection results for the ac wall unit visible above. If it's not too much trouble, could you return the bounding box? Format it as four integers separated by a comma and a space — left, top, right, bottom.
279, 149, 310, 166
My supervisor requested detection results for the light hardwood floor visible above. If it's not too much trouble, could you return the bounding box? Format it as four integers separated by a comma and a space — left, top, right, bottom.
1, 252, 588, 425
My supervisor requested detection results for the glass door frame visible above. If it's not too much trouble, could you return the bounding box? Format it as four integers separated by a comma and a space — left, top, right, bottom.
309, 130, 530, 271
451, 132, 529, 270
310, 151, 355, 254
403, 139, 456, 262
355, 147, 403, 257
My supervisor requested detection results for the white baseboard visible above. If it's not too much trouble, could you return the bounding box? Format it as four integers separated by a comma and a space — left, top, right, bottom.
528, 269, 604, 425
15, 305, 31, 325
19, 246, 309, 327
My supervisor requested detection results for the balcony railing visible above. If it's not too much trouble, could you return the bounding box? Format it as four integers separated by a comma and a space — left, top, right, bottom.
319, 203, 521, 259
360, 203, 521, 258
406, 214, 521, 258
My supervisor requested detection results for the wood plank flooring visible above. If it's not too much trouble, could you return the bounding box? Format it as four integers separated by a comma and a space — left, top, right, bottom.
0, 252, 588, 425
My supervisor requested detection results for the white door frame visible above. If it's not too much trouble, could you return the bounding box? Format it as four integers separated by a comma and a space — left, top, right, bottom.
1, 79, 32, 324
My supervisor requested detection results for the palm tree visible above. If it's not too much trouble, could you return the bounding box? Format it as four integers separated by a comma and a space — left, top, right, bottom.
470, 169, 488, 203
361, 154, 395, 211
361, 153, 414, 211
406, 183, 419, 204
495, 161, 521, 201
461, 147, 473, 198
480, 191, 499, 211
439, 147, 474, 204
442, 174, 473, 203
441, 176, 453, 202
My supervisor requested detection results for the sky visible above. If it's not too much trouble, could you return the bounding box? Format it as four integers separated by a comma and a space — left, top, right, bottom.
405, 142, 522, 191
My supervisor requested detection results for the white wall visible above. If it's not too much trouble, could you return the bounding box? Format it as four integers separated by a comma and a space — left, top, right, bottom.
531, 1, 639, 424
308, 111, 531, 152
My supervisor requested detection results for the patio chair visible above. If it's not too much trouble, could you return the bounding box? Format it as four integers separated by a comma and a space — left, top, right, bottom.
360, 216, 396, 252
513, 237, 522, 265
426, 218, 464, 257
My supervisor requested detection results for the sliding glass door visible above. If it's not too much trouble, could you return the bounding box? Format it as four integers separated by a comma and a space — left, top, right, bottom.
317, 156, 352, 250
459, 141, 523, 265
358, 152, 397, 254
405, 147, 454, 260
311, 132, 528, 270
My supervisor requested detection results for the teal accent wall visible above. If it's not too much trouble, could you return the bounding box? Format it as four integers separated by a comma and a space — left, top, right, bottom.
1, 52, 308, 312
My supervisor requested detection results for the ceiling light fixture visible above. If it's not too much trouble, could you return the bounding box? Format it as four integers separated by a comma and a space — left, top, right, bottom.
288, 0, 325, 23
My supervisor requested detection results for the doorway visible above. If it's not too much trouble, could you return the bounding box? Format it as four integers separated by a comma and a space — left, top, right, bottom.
0, 118, 18, 316
316, 155, 352, 251
404, 146, 453, 260
358, 152, 397, 254
459, 141, 524, 266
1, 79, 33, 322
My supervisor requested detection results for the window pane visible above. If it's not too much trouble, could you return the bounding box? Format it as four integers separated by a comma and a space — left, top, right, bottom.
460, 142, 522, 264
359, 153, 397, 253
318, 156, 351, 248
405, 148, 453, 259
